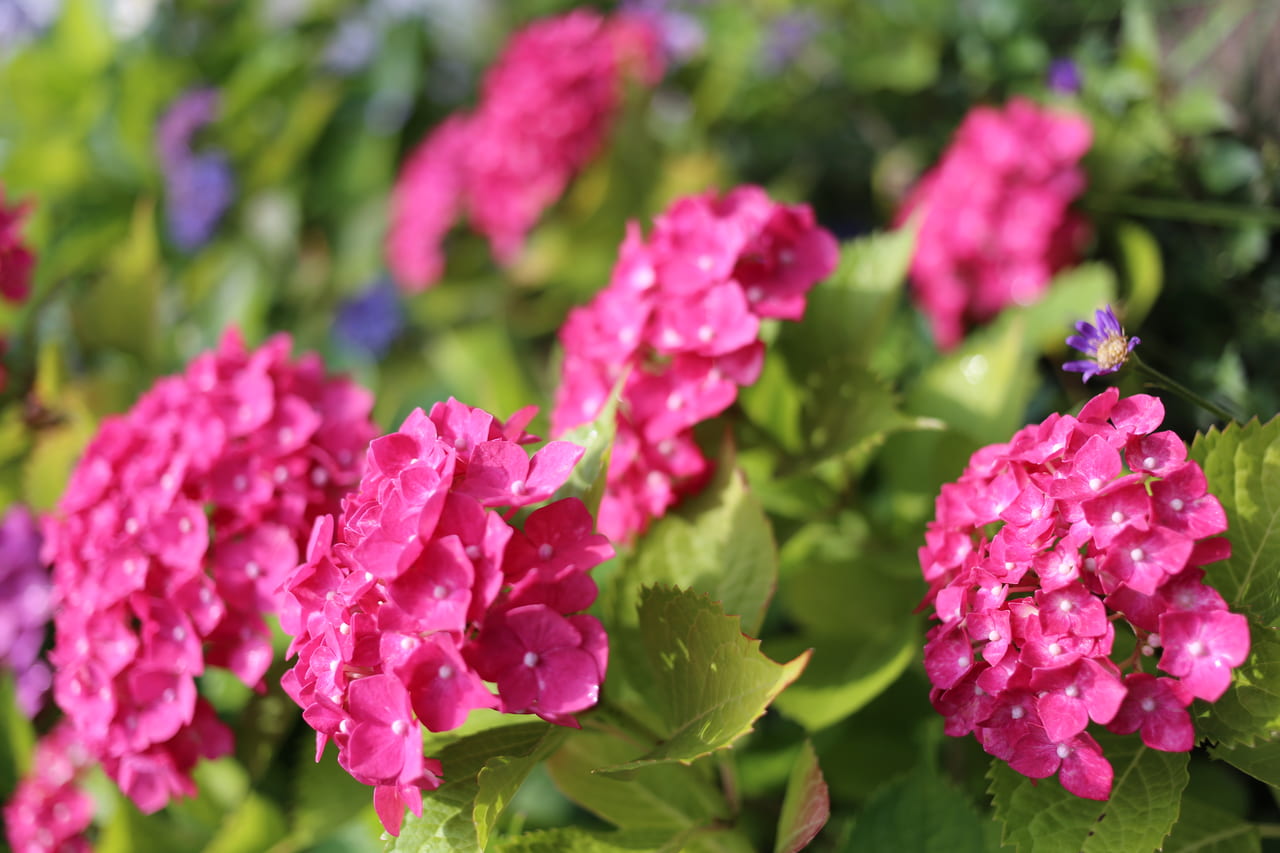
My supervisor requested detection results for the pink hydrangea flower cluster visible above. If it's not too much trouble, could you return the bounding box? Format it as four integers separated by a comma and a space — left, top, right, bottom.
0, 183, 34, 305
896, 97, 1092, 349
386, 9, 663, 291
551, 185, 839, 543
920, 388, 1249, 799
279, 398, 612, 836
42, 330, 377, 813
4, 721, 95, 853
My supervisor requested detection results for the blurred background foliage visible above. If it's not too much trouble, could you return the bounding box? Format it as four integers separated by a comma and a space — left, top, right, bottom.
2, 0, 1280, 850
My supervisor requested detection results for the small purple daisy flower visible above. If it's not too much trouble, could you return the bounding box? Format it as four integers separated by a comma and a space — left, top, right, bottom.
1047, 58, 1082, 95
1064, 305, 1139, 382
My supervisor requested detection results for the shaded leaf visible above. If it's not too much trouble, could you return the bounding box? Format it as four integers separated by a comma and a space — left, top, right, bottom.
774, 740, 829, 853
843, 767, 988, 853
1161, 796, 1260, 853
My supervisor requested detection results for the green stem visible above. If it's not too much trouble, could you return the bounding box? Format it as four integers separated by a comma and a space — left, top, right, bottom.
1130, 354, 1240, 423
1256, 822, 1280, 839
1084, 195, 1280, 230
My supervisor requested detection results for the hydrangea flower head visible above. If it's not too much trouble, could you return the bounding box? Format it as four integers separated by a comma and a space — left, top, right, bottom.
4, 720, 95, 853
896, 97, 1092, 349
0, 503, 52, 718
919, 388, 1246, 799
43, 329, 377, 812
387, 9, 664, 291
1064, 305, 1140, 383
551, 185, 839, 543
279, 399, 613, 836
0, 184, 35, 304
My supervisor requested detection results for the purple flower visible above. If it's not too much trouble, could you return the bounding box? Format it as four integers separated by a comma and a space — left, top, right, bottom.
619, 0, 705, 66
335, 278, 405, 357
156, 89, 235, 251
0, 504, 51, 718
164, 153, 235, 252
1048, 58, 1082, 94
1064, 305, 1139, 383
760, 10, 821, 73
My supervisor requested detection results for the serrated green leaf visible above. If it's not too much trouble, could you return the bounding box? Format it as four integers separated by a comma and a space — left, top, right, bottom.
1189, 418, 1280, 627
546, 728, 728, 831
392, 722, 560, 853
1161, 796, 1260, 853
842, 767, 989, 853
988, 732, 1189, 853
601, 587, 808, 773
774, 741, 829, 853
605, 446, 778, 685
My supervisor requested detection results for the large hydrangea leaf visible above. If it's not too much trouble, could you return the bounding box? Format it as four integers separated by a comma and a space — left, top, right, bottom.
392, 722, 564, 853
988, 732, 1189, 853
1188, 417, 1280, 627
1160, 797, 1260, 853
600, 586, 808, 773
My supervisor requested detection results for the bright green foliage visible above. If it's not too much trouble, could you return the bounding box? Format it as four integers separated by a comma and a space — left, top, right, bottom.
988, 733, 1190, 853
773, 741, 829, 853
771, 513, 920, 730
548, 728, 729, 833
600, 586, 808, 773
843, 767, 991, 853
1189, 417, 1280, 627
1161, 797, 1261, 853
393, 723, 564, 853
491, 827, 700, 853
603, 452, 779, 700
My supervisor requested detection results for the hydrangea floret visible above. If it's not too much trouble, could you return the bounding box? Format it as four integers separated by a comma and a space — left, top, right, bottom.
279, 398, 613, 836
387, 9, 663, 291
895, 97, 1092, 349
1064, 305, 1140, 383
43, 329, 377, 812
919, 388, 1247, 799
0, 504, 52, 718
4, 721, 95, 853
0, 183, 34, 305
551, 185, 839, 543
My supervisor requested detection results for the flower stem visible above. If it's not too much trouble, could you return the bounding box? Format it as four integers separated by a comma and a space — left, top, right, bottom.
1130, 354, 1240, 424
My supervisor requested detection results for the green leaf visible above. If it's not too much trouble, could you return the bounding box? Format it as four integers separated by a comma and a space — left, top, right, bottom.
600, 586, 809, 773
0, 672, 35, 794
1113, 221, 1163, 326
774, 740, 829, 853
288, 731, 375, 844
547, 728, 729, 831
606, 447, 777, 659
491, 827, 713, 853
392, 722, 563, 853
1161, 796, 1260, 853
201, 792, 288, 853
988, 732, 1189, 853
1208, 737, 1280, 788
769, 625, 916, 732
842, 767, 989, 853
1189, 417, 1280, 627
